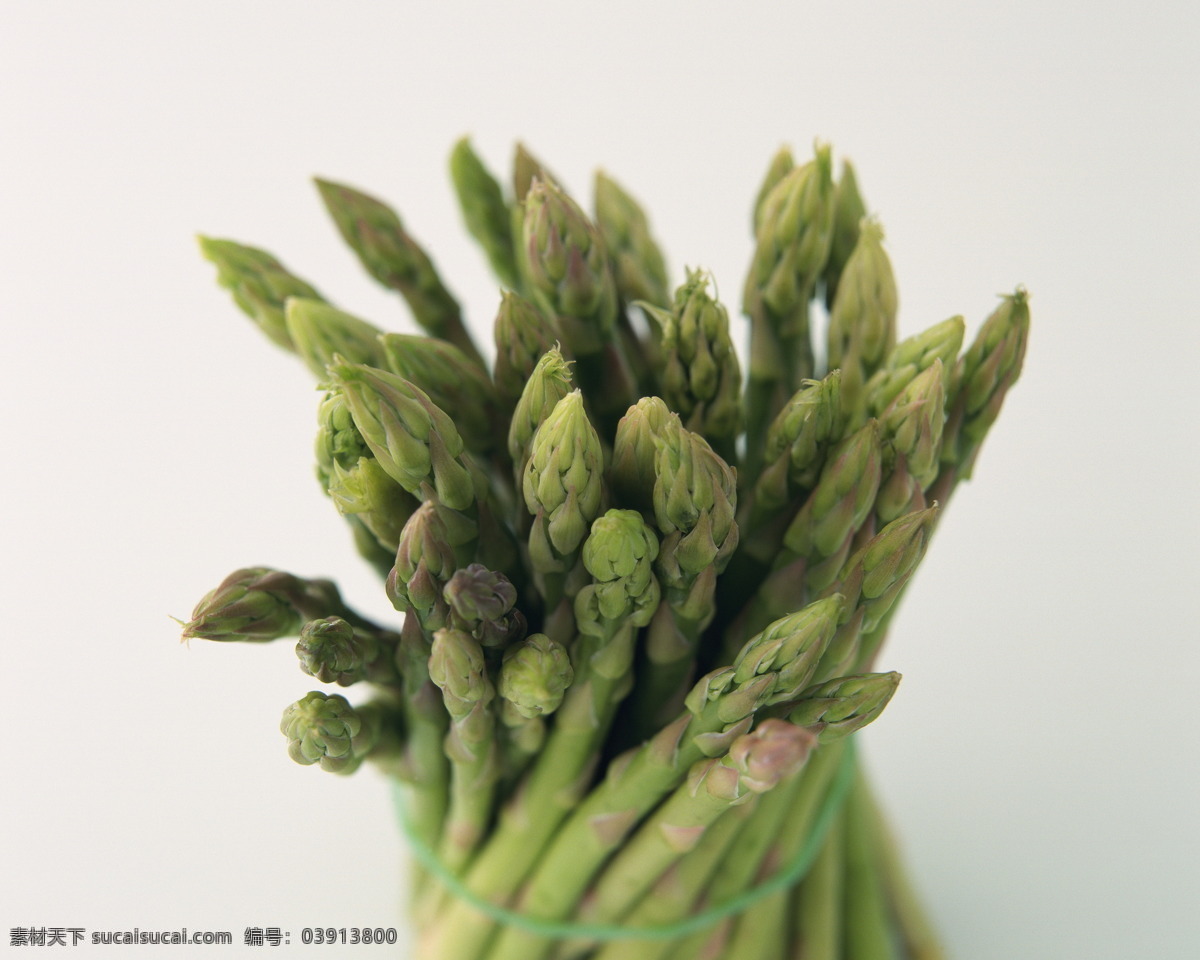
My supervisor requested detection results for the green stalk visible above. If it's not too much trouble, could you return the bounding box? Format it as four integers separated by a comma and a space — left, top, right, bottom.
841, 765, 900, 960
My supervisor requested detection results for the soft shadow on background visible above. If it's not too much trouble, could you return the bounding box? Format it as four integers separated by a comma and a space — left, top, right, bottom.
2, 2, 1197, 957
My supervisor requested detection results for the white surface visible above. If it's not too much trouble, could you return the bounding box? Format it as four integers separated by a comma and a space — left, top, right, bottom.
2, 2, 1197, 957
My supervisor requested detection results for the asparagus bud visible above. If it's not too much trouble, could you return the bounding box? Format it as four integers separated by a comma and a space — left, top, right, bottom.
751, 145, 796, 235
296, 617, 377, 685
946, 288, 1031, 477
754, 370, 844, 518
523, 391, 604, 578
508, 346, 574, 481
328, 360, 477, 511
444, 564, 525, 648
379, 332, 499, 457
521, 178, 618, 356
492, 292, 561, 413
827, 218, 898, 417
594, 170, 670, 308
315, 177, 482, 367
644, 270, 743, 460
280, 691, 381, 774
387, 502, 458, 630
499, 633, 574, 719
181, 568, 353, 643
327, 456, 417, 553
449, 137, 519, 288
283, 298, 387, 377
610, 396, 670, 514
822, 158, 868, 307
866, 315, 966, 419
197, 236, 324, 351
788, 672, 902, 741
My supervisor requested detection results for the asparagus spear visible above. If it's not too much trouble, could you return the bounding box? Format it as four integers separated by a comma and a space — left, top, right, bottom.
444, 564, 527, 651
610, 396, 671, 516
520, 178, 635, 433
284, 297, 388, 376
328, 359, 481, 513
492, 291, 562, 417
821, 159, 867, 310
451, 600, 842, 960
450, 137, 520, 290
640, 270, 743, 464
751, 146, 795, 236
626, 415, 739, 734
315, 177, 484, 368
180, 567, 377, 643
826, 218, 897, 421
594, 170, 671, 309
509, 346, 575, 493
743, 144, 836, 476
672, 672, 898, 960
429, 627, 500, 872
522, 390, 605, 620
196, 236, 325, 352
496, 632, 574, 775
379, 332, 503, 461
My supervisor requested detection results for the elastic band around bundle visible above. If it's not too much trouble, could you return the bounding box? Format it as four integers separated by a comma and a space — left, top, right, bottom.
390, 738, 856, 942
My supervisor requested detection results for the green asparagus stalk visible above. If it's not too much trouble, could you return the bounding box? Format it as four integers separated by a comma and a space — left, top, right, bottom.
818, 506, 938, 678
787, 812, 845, 960
873, 360, 946, 527
315, 388, 421, 562
495, 632, 573, 782
627, 415, 739, 734
520, 178, 635, 432
584, 799, 757, 960
489, 721, 817, 960
314, 177, 484, 368
841, 765, 900, 960
461, 600, 842, 960
940, 287, 1031, 483
326, 455, 419, 555
743, 144, 836, 476
450, 137, 520, 289
386, 501, 459, 634
196, 236, 325, 352
726, 421, 881, 658
428, 627, 500, 872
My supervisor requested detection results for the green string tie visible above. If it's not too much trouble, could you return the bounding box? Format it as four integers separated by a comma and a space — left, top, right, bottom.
391, 737, 857, 942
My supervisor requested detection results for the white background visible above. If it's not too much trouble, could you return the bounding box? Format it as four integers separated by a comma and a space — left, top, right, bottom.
2, 2, 1197, 957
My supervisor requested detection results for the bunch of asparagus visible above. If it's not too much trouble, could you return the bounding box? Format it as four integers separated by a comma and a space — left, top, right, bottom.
182, 138, 1028, 960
